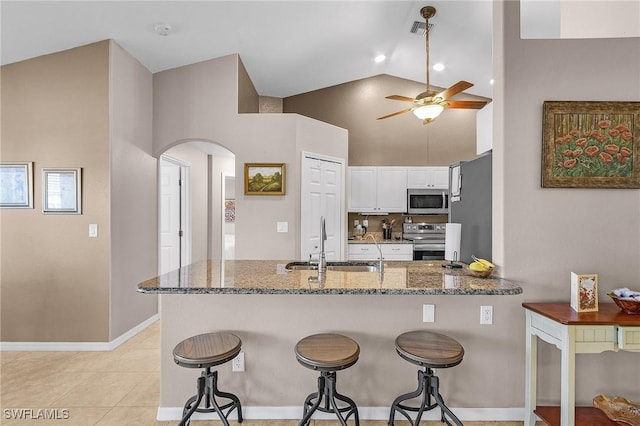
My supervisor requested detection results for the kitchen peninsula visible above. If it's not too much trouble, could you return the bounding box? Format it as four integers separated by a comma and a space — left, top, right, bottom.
139, 260, 523, 422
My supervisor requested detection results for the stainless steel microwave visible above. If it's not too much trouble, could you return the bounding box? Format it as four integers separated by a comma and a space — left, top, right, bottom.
407, 188, 449, 215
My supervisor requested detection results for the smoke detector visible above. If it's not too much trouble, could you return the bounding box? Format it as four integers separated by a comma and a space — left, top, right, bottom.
154, 23, 173, 36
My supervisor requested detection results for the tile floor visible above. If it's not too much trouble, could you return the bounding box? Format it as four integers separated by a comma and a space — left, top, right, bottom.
1, 321, 531, 425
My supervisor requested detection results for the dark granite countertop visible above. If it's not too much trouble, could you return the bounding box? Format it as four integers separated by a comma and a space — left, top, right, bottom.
137, 260, 522, 296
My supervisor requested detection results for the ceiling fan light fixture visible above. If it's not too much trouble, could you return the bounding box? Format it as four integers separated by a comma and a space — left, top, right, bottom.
412, 104, 444, 121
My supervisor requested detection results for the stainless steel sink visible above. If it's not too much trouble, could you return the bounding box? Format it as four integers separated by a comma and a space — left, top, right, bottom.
285, 261, 380, 272
327, 264, 379, 272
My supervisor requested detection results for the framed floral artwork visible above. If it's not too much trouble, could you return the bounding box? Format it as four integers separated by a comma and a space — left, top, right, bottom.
542, 101, 640, 188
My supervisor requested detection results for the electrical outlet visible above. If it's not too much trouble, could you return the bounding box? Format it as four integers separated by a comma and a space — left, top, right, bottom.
480, 305, 493, 325
362, 219, 369, 228
232, 352, 244, 372
422, 304, 435, 323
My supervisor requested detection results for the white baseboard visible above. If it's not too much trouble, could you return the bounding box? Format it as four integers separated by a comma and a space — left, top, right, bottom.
0, 314, 159, 351
157, 406, 525, 421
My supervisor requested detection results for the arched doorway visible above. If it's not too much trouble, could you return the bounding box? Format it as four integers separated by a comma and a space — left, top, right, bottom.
159, 140, 235, 274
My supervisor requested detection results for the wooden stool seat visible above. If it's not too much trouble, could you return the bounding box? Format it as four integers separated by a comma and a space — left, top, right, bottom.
173, 332, 241, 369
390, 330, 464, 426
295, 333, 360, 371
395, 330, 464, 368
295, 333, 360, 426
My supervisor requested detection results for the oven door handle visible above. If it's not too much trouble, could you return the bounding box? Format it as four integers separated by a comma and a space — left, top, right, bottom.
413, 243, 445, 250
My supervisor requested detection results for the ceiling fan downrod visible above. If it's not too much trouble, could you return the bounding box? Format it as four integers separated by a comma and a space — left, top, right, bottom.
421, 6, 436, 98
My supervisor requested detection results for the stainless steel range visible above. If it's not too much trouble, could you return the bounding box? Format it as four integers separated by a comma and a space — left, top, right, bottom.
403, 222, 446, 260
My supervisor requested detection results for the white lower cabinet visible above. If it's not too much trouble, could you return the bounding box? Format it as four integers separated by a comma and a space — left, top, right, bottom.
348, 243, 413, 261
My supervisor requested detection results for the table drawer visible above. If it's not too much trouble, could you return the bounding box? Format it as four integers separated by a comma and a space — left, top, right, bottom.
575, 325, 617, 352
618, 326, 640, 351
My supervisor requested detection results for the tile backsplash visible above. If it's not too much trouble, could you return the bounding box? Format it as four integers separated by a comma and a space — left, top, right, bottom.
347, 213, 447, 238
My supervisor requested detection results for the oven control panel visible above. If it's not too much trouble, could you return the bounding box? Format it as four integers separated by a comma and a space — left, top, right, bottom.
403, 223, 446, 234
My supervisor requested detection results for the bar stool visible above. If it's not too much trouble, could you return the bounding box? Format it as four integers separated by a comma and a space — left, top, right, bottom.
295, 333, 360, 426
173, 331, 243, 426
389, 330, 464, 426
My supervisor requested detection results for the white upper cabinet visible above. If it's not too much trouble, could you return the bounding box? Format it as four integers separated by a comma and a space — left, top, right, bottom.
348, 167, 407, 213
407, 167, 449, 189
348, 167, 377, 212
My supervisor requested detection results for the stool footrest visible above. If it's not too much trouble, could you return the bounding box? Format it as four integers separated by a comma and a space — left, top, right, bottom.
178, 368, 243, 426
299, 371, 359, 426
389, 368, 462, 426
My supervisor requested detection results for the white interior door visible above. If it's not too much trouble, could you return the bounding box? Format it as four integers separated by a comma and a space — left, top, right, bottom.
159, 156, 191, 274
301, 153, 345, 260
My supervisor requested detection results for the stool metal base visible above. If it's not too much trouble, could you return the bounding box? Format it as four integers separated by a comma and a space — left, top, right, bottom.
299, 371, 359, 426
389, 368, 462, 426
179, 368, 243, 426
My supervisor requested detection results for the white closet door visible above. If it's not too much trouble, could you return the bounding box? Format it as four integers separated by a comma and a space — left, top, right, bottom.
301, 153, 345, 261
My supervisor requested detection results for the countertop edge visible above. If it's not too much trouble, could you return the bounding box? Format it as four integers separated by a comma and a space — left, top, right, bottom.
138, 287, 523, 296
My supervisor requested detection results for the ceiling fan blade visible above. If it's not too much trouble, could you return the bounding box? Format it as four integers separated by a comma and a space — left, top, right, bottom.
386, 95, 416, 103
446, 100, 488, 109
377, 108, 412, 120
436, 81, 474, 101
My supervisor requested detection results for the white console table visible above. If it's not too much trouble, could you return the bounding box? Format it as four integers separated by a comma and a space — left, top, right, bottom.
523, 303, 640, 426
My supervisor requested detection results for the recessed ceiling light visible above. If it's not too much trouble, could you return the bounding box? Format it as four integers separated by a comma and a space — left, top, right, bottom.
489, 79, 495, 85
154, 23, 173, 36
374, 55, 386, 63
433, 63, 445, 71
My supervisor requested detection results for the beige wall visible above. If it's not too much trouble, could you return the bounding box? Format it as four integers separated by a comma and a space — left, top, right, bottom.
109, 42, 157, 339
1, 41, 159, 343
153, 54, 348, 261
284, 74, 489, 166
159, 1, 640, 413
237, 57, 259, 114
1, 42, 111, 342
498, 0, 640, 404
210, 155, 235, 260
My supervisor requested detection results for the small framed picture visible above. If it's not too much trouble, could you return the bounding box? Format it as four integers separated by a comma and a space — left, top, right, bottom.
42, 168, 82, 214
0, 162, 34, 209
244, 163, 285, 195
570, 272, 598, 312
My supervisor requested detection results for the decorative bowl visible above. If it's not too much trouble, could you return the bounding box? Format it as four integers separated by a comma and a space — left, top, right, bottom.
467, 267, 493, 278
607, 293, 640, 314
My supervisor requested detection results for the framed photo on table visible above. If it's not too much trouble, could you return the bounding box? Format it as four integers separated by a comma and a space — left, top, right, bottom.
0, 162, 34, 209
42, 168, 82, 214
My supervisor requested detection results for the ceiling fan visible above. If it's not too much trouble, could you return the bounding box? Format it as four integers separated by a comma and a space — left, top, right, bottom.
377, 6, 488, 124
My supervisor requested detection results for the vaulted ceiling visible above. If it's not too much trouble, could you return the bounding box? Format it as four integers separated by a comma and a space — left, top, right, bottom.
1, 1, 493, 99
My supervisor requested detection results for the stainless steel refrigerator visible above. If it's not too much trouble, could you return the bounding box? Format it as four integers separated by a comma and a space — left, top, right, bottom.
449, 151, 492, 264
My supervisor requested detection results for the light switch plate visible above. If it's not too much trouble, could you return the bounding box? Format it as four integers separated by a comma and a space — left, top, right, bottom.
276, 222, 288, 233
89, 224, 98, 238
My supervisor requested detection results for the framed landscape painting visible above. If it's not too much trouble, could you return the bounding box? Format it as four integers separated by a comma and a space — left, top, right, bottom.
542, 101, 640, 188
244, 163, 285, 195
